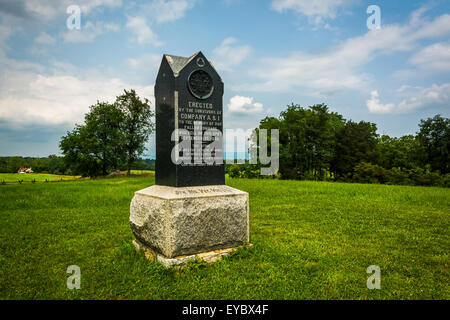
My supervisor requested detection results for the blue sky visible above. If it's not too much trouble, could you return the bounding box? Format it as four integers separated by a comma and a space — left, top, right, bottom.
0, 0, 449, 158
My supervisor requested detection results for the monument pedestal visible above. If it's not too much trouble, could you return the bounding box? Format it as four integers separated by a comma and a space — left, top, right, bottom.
129, 185, 250, 267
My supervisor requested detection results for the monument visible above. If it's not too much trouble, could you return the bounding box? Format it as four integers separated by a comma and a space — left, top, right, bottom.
129, 52, 250, 267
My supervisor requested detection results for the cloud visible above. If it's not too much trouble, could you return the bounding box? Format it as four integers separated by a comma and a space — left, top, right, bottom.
124, 1, 196, 46
397, 83, 450, 113
126, 53, 162, 70
0, 24, 12, 58
34, 32, 56, 45
271, 0, 354, 25
227, 96, 263, 114
366, 91, 395, 114
144, 0, 195, 24
413, 13, 450, 39
126, 16, 163, 46
0, 0, 123, 49
212, 37, 251, 71
126, 53, 162, 81
237, 9, 450, 96
0, 64, 154, 127
13, 0, 122, 21
366, 84, 450, 114
0, 0, 30, 19
61, 21, 119, 43
409, 42, 450, 73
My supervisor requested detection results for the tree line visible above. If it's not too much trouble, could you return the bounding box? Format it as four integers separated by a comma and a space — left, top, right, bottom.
0, 155, 68, 175
1, 89, 155, 177
3, 91, 448, 187
0, 156, 155, 175
59, 89, 154, 177
229, 104, 449, 187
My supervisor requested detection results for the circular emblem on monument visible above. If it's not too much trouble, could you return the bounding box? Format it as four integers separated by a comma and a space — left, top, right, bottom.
187, 69, 214, 100
196, 57, 206, 67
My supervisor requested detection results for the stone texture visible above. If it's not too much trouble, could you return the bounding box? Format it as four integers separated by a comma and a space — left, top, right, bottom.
130, 185, 249, 259
133, 239, 252, 268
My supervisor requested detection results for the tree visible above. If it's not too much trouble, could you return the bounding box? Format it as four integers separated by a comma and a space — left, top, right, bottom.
331, 121, 378, 180
258, 104, 345, 180
416, 115, 450, 174
6, 157, 26, 173
60, 101, 125, 177
115, 89, 154, 175
376, 135, 422, 170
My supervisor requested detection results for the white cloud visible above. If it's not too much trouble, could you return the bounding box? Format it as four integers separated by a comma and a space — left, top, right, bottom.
397, 83, 450, 113
227, 96, 263, 114
366, 84, 450, 114
366, 91, 395, 114
34, 32, 56, 45
21, 0, 122, 21
126, 53, 162, 80
413, 14, 450, 39
62, 21, 119, 43
0, 64, 154, 127
123, 1, 195, 46
212, 37, 251, 71
237, 9, 450, 96
126, 16, 163, 46
0, 25, 12, 59
409, 42, 450, 73
145, 0, 195, 24
126, 53, 161, 70
271, 0, 354, 25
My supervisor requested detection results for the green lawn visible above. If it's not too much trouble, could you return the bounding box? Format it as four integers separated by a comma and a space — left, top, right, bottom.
0, 173, 80, 183
0, 177, 448, 299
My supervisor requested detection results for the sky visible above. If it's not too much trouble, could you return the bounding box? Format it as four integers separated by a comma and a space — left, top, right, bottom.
0, 0, 449, 158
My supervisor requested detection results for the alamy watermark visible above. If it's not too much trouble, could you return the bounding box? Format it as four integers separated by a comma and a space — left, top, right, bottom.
171, 122, 279, 176
367, 5, 381, 30
66, 5, 81, 30
67, 265, 81, 289
366, 265, 381, 289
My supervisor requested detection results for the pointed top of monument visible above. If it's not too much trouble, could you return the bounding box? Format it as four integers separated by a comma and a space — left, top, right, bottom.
164, 52, 200, 75
163, 51, 219, 78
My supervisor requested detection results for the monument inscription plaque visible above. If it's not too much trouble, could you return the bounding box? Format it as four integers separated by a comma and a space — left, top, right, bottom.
155, 51, 224, 187
130, 52, 250, 267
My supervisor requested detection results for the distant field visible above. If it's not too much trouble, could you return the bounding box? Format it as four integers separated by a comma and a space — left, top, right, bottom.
129, 170, 155, 176
0, 173, 80, 183
0, 177, 448, 299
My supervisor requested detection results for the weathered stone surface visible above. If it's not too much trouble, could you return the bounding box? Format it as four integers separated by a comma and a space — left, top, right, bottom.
130, 185, 249, 259
132, 239, 252, 268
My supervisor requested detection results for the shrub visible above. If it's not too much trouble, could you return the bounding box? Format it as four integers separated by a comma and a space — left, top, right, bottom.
228, 164, 241, 178
353, 162, 389, 184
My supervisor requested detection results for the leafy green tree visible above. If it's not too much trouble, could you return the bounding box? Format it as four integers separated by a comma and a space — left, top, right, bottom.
416, 115, 450, 174
258, 104, 344, 180
6, 156, 27, 173
0, 157, 7, 172
305, 104, 344, 179
60, 102, 124, 177
331, 121, 378, 180
376, 135, 422, 170
115, 89, 154, 175
228, 164, 241, 178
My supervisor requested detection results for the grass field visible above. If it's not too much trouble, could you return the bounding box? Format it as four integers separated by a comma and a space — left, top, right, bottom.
0, 177, 448, 299
129, 170, 155, 176
0, 173, 80, 183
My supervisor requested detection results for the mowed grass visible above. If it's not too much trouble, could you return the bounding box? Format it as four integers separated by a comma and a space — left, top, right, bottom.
0, 177, 448, 299
129, 170, 155, 176
0, 173, 80, 183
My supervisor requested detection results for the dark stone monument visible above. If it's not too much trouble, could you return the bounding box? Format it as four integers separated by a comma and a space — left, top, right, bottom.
130, 52, 250, 267
155, 51, 225, 187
